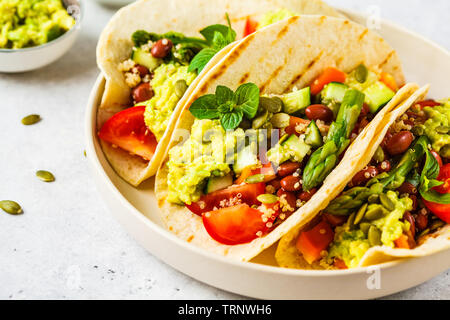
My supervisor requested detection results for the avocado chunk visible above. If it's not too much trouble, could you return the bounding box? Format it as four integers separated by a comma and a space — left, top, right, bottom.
131, 48, 162, 71
305, 121, 323, 148
267, 134, 311, 164
363, 81, 395, 113
281, 87, 311, 115
234, 144, 259, 174
205, 173, 233, 194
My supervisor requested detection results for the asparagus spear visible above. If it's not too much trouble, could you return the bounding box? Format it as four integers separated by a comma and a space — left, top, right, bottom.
326, 136, 429, 215
302, 89, 365, 191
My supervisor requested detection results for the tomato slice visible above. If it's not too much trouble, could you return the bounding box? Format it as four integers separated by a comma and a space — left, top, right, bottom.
98, 106, 157, 161
380, 72, 398, 92
310, 67, 347, 95
202, 203, 278, 245
186, 182, 266, 216
423, 164, 450, 223
416, 100, 441, 109
243, 17, 258, 37
235, 163, 276, 185
296, 219, 334, 264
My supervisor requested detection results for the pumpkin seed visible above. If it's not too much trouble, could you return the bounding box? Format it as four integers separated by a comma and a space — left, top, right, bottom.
257, 194, 279, 204
252, 110, 269, 129
0, 200, 23, 215
430, 220, 445, 231
346, 212, 356, 230
21, 114, 41, 126
379, 194, 395, 211
245, 174, 265, 184
270, 113, 290, 129
83, 150, 87, 157
365, 205, 384, 220
355, 64, 368, 83
174, 80, 188, 98
260, 97, 283, 113
360, 222, 371, 235
436, 126, 450, 134
368, 194, 379, 204
354, 203, 368, 225
418, 228, 430, 238
373, 147, 385, 163
36, 170, 55, 182
368, 225, 381, 246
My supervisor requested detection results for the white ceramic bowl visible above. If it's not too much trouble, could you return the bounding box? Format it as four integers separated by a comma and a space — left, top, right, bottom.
0, 0, 82, 73
92, 0, 135, 6
85, 10, 450, 299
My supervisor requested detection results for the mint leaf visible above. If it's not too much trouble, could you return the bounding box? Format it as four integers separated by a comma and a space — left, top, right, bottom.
200, 24, 234, 44
221, 109, 243, 130
211, 31, 228, 50
189, 94, 220, 119
234, 83, 260, 119
216, 86, 235, 105
188, 48, 218, 73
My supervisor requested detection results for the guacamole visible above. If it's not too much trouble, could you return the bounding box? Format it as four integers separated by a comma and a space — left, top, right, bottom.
167, 119, 233, 205
143, 63, 196, 141
258, 9, 297, 29
0, 0, 75, 49
421, 99, 450, 158
327, 192, 412, 268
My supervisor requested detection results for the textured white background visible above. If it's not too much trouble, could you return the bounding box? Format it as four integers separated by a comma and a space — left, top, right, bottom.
0, 0, 449, 300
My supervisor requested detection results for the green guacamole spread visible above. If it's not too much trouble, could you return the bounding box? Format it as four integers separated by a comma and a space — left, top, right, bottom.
257, 9, 297, 29
143, 63, 196, 141
327, 192, 412, 268
0, 0, 75, 49
422, 99, 450, 158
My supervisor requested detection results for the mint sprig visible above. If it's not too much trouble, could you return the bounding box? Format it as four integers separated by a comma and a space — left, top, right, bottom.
189, 83, 260, 130
188, 14, 237, 73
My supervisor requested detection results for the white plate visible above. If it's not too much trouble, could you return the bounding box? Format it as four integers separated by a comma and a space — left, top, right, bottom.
85, 10, 450, 299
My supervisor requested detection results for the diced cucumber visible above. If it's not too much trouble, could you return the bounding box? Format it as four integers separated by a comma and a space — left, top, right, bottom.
320, 82, 349, 104
234, 144, 258, 174
363, 81, 395, 113
282, 135, 311, 162
281, 87, 311, 115
205, 174, 233, 194
305, 121, 323, 148
131, 48, 161, 71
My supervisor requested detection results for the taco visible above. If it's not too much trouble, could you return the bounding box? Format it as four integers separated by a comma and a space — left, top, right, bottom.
95, 0, 344, 186
155, 15, 411, 261
276, 86, 450, 269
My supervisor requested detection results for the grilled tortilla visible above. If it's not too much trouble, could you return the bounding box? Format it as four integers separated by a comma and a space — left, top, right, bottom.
275, 85, 450, 269
155, 15, 409, 261
96, 0, 344, 186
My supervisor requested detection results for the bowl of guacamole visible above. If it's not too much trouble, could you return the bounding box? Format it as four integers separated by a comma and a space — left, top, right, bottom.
0, 0, 82, 73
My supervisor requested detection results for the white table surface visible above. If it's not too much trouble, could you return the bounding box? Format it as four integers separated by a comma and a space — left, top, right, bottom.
1, 0, 449, 300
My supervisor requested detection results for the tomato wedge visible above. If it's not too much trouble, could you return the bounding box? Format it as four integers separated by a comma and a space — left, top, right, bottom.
186, 182, 265, 216
323, 213, 347, 227
285, 116, 310, 136
296, 219, 334, 264
235, 163, 276, 185
310, 67, 347, 95
394, 234, 414, 249
98, 106, 157, 161
416, 100, 441, 109
423, 163, 450, 223
243, 17, 258, 37
203, 202, 279, 245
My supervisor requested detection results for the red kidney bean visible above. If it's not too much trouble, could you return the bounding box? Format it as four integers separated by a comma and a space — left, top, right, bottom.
298, 188, 317, 202
269, 178, 282, 190
280, 175, 302, 192
277, 189, 297, 211
135, 64, 149, 76
277, 161, 301, 177
380, 131, 393, 150
386, 131, 414, 156
403, 212, 416, 238
351, 166, 378, 187
415, 214, 428, 231
431, 150, 443, 168
305, 104, 334, 123
132, 83, 154, 103
398, 182, 417, 195
409, 195, 418, 211
151, 39, 173, 58
377, 160, 391, 173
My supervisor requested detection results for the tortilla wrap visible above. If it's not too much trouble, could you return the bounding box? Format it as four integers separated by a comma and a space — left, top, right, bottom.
276, 84, 450, 269
96, 0, 344, 186
155, 15, 407, 261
